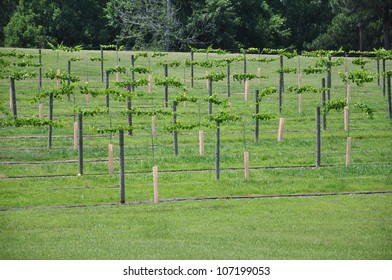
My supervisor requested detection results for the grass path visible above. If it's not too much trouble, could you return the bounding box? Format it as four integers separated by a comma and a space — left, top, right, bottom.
1, 194, 391, 260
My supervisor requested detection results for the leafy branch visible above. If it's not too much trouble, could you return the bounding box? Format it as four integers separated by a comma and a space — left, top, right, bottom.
233, 73, 260, 81
154, 76, 184, 88
354, 102, 375, 119
340, 70, 375, 87
208, 111, 240, 124
197, 70, 226, 82
321, 98, 347, 114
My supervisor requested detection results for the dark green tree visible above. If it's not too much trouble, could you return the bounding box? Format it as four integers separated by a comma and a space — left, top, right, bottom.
4, 0, 115, 48
0, 0, 18, 46
307, 0, 391, 50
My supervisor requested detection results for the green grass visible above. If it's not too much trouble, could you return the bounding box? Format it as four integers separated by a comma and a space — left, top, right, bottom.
1, 48, 391, 259
1, 194, 391, 259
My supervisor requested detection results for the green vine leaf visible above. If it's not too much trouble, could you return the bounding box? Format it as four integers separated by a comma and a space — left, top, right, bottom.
340, 70, 374, 87
233, 73, 259, 81
208, 111, 240, 124
154, 76, 184, 88
252, 112, 275, 121
321, 98, 347, 114
354, 102, 375, 119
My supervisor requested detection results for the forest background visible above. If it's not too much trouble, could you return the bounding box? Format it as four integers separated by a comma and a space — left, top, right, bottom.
0, 0, 391, 52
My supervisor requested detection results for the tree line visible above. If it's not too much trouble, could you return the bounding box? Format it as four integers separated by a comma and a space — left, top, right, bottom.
1, 0, 390, 51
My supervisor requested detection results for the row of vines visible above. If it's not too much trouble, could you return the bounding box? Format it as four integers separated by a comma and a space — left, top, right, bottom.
1, 45, 391, 202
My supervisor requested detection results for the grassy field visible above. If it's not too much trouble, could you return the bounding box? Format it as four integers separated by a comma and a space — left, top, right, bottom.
0, 47, 391, 259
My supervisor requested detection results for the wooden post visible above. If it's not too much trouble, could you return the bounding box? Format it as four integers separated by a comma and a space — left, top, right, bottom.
38, 49, 42, 90
277, 117, 285, 142
172, 100, 178, 156
344, 106, 349, 132
148, 74, 153, 93
164, 64, 169, 107
190, 51, 194, 88
244, 79, 250, 101
78, 113, 83, 176
39, 103, 44, 119
10, 77, 17, 121
227, 63, 231, 97
383, 59, 386, 97
56, 68, 60, 88
346, 137, 352, 167
244, 151, 250, 179
298, 73, 303, 87
258, 67, 262, 84
199, 130, 204, 156
298, 94, 303, 114
105, 70, 110, 108
151, 115, 156, 137
346, 81, 351, 104
255, 90, 260, 143
100, 46, 104, 83
243, 51, 247, 76
388, 73, 392, 119
208, 78, 213, 115
127, 98, 133, 136
67, 61, 71, 101
73, 122, 78, 149
316, 107, 321, 167
119, 130, 125, 204
215, 122, 220, 180
322, 78, 327, 130
85, 93, 91, 102
327, 56, 331, 101
108, 143, 114, 175
376, 54, 380, 86
153, 166, 159, 203
48, 91, 54, 149
279, 55, 284, 114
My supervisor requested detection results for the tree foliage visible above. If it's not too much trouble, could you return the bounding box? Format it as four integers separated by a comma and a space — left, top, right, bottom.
4, 0, 115, 48
2, 0, 391, 51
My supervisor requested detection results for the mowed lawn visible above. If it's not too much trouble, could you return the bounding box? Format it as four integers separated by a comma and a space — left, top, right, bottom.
1, 194, 391, 260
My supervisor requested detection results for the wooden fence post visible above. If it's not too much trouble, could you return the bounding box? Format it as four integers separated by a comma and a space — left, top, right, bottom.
48, 91, 54, 149
164, 64, 169, 107
190, 51, 194, 88
388, 73, 392, 119
119, 130, 125, 204
39, 103, 44, 119
10, 77, 17, 122
151, 115, 157, 137
172, 100, 178, 156
100, 46, 104, 83
215, 122, 220, 180
153, 166, 159, 203
279, 55, 284, 114
322, 78, 327, 130
316, 107, 321, 167
199, 130, 204, 156
148, 74, 153, 93
78, 113, 83, 176
344, 106, 349, 132
108, 143, 114, 175
255, 90, 260, 143
244, 79, 250, 101
346, 137, 352, 167
56, 68, 60, 88
227, 63, 231, 97
73, 121, 78, 149
244, 151, 250, 179
277, 117, 285, 142
208, 78, 213, 115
